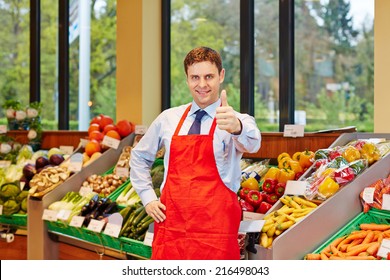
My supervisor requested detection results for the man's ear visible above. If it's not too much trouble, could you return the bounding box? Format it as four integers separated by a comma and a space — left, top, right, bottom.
219, 68, 225, 84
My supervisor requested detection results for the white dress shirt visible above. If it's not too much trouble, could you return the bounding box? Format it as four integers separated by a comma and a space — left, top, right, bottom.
130, 99, 262, 207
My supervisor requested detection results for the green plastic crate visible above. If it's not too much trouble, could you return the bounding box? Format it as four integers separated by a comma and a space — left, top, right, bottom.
0, 214, 27, 227
312, 209, 390, 255
46, 220, 84, 238
101, 233, 123, 251
120, 236, 152, 259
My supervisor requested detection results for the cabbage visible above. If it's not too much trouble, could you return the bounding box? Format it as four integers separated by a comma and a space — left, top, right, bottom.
16, 145, 34, 164
31, 150, 48, 162
5, 164, 23, 183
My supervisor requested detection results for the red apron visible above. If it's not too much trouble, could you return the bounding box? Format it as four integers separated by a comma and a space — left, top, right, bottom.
151, 105, 241, 260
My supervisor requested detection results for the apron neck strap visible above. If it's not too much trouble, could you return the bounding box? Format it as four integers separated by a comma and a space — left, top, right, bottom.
174, 105, 217, 136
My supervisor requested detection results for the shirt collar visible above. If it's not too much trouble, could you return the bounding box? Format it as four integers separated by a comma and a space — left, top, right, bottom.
190, 99, 221, 118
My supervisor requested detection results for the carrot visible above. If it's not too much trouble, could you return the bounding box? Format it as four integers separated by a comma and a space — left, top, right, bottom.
344, 255, 376, 260
362, 230, 375, 244
346, 238, 364, 252
339, 244, 349, 252
320, 252, 329, 260
321, 245, 331, 254
330, 236, 346, 249
345, 243, 373, 256
331, 244, 345, 257
329, 255, 346, 260
346, 231, 368, 240
305, 253, 321, 260
383, 229, 390, 238
359, 223, 390, 231
366, 242, 380, 256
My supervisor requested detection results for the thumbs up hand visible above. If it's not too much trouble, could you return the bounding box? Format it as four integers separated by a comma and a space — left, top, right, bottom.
216, 90, 242, 134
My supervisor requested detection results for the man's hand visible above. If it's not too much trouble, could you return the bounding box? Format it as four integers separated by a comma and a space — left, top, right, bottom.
216, 90, 242, 134
145, 200, 166, 223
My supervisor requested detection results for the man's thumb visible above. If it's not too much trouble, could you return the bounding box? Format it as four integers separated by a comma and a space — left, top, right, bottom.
220, 90, 229, 106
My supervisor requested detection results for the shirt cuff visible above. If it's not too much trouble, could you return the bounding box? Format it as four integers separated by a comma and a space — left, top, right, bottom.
140, 188, 159, 207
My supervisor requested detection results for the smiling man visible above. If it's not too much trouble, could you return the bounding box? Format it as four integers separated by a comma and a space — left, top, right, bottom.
130, 46, 261, 260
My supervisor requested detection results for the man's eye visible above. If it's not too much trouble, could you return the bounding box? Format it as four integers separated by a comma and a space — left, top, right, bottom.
206, 75, 213, 79
192, 76, 199, 80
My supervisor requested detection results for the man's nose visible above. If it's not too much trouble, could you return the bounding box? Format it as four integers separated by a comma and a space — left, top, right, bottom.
198, 77, 207, 87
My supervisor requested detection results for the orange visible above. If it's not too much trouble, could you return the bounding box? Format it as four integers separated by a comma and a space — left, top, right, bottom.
88, 123, 100, 134
103, 124, 117, 134
85, 140, 101, 157
89, 130, 104, 142
105, 130, 121, 140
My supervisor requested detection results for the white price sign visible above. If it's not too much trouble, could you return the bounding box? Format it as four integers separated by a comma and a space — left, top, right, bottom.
283, 124, 304, 138
102, 135, 120, 149
60, 145, 74, 155
285, 180, 307, 196
56, 209, 72, 221
87, 219, 105, 233
362, 187, 375, 204
135, 125, 148, 135
42, 209, 58, 221
103, 223, 121, 238
70, 216, 85, 228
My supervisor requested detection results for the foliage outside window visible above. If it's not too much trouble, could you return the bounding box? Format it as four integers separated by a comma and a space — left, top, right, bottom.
170, 0, 240, 111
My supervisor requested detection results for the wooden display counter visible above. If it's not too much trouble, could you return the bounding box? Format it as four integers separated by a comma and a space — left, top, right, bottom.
6, 130, 350, 160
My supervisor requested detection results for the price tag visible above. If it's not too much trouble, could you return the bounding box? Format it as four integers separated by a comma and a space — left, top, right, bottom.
283, 124, 304, 138
79, 138, 89, 148
115, 167, 129, 178
243, 211, 264, 221
103, 223, 121, 238
87, 219, 105, 233
68, 153, 83, 173
285, 180, 306, 196
0, 160, 11, 168
377, 239, 390, 259
57, 209, 72, 221
143, 223, 154, 247
143, 231, 154, 247
381, 194, 390, 211
42, 209, 58, 221
0, 125, 6, 134
135, 125, 148, 135
0, 205, 3, 215
60, 145, 74, 155
102, 135, 120, 149
238, 219, 265, 233
362, 187, 375, 204
70, 216, 85, 228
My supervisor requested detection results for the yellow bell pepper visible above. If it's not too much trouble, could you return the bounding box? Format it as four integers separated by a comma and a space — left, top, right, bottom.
278, 157, 291, 169
317, 176, 339, 198
278, 168, 295, 184
292, 151, 301, 161
360, 142, 381, 165
277, 152, 291, 163
342, 146, 361, 163
298, 150, 314, 169
288, 159, 303, 174
262, 167, 280, 181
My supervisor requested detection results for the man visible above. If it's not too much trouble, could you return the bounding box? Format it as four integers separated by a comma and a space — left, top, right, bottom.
130, 46, 261, 259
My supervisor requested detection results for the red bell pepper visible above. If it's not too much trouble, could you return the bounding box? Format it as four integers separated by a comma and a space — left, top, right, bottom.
294, 171, 304, 180
239, 198, 254, 212
245, 190, 263, 209
275, 182, 286, 197
262, 178, 277, 193
265, 193, 279, 205
333, 166, 355, 186
256, 201, 273, 214
238, 187, 252, 200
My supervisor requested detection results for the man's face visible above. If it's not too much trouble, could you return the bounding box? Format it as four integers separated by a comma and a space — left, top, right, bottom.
186, 61, 225, 109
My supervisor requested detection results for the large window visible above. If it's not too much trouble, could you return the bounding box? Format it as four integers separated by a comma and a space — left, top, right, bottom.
169, 0, 375, 132
170, 0, 240, 111
0, 0, 116, 131
294, 0, 374, 131
0, 0, 30, 123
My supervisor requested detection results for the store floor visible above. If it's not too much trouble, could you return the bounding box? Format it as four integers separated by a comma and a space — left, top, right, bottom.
0, 234, 117, 260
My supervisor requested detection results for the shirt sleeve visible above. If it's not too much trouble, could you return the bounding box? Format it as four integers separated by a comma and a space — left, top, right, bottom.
231, 113, 261, 154
129, 114, 164, 207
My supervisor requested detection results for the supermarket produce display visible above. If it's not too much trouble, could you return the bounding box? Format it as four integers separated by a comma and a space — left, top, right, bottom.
2, 130, 390, 260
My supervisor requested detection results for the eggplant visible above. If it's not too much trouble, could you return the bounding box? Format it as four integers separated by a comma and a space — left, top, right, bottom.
23, 163, 36, 181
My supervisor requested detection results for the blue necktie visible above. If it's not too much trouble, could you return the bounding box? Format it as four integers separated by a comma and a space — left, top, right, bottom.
188, 110, 207, 135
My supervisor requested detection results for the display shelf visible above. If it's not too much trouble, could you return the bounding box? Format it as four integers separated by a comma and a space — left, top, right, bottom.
27, 133, 135, 260
248, 132, 390, 260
